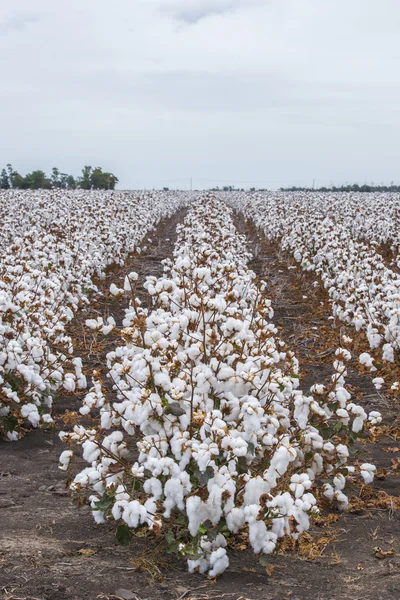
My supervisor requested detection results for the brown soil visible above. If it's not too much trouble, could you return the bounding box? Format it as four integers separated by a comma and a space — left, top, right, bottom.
1, 210, 399, 600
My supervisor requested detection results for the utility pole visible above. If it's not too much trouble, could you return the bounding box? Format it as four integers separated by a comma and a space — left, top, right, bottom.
190, 177, 193, 191
312, 178, 315, 189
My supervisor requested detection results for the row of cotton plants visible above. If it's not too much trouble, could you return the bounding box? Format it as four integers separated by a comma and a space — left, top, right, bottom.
0, 190, 190, 439
225, 192, 400, 365
60, 196, 380, 575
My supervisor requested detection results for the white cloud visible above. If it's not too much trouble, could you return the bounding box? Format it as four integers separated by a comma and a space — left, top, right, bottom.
1, 0, 400, 188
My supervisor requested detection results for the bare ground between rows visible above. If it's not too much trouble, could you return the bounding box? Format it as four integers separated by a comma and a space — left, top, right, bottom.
1, 210, 399, 600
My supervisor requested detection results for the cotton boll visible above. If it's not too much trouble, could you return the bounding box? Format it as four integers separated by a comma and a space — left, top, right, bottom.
124, 272, 138, 291
63, 373, 76, 392
360, 463, 376, 484
225, 508, 245, 533
59, 450, 73, 471
359, 352, 375, 369
208, 547, 229, 577
20, 404, 40, 427
382, 343, 394, 362
82, 440, 101, 463
372, 377, 384, 390
110, 283, 124, 297
335, 491, 348, 510
122, 500, 147, 528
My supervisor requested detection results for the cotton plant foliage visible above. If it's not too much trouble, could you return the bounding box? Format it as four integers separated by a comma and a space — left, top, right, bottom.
61, 196, 379, 576
0, 189, 190, 439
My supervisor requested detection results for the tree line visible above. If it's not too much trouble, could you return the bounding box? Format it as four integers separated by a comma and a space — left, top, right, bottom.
0, 165, 118, 190
280, 183, 400, 193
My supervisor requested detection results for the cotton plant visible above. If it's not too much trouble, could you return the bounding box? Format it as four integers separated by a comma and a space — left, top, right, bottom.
60, 196, 380, 576
0, 189, 192, 439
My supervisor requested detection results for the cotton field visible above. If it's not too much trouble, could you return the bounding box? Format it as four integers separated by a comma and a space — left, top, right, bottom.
1, 190, 399, 597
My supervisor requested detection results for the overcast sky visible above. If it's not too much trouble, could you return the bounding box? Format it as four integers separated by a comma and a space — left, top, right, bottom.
1, 0, 400, 189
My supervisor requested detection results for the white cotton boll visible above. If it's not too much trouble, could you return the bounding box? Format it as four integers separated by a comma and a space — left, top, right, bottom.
310, 384, 326, 395
187, 344, 201, 360
85, 318, 101, 330
335, 387, 351, 407
247, 518, 269, 554
77, 374, 87, 389
348, 403, 367, 433
382, 343, 394, 363
372, 377, 384, 390
20, 404, 40, 427
131, 462, 145, 478
360, 463, 376, 485
336, 408, 349, 425
225, 508, 245, 533
122, 500, 147, 528
143, 477, 163, 500
208, 547, 229, 577
368, 411, 382, 425
51, 370, 63, 382
333, 473, 346, 491
335, 491, 348, 510
112, 500, 129, 520
335, 348, 351, 361
359, 352, 374, 369
336, 444, 349, 463
63, 373, 76, 392
186, 496, 205, 536
59, 450, 73, 471
102, 324, 114, 335
124, 272, 138, 291
154, 371, 172, 391
82, 440, 101, 463
92, 509, 106, 524
217, 367, 235, 380
110, 283, 124, 296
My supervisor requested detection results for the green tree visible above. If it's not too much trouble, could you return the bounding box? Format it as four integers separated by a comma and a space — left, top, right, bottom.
24, 170, 51, 189
10, 170, 26, 189
0, 168, 10, 189
79, 165, 93, 189
60, 173, 76, 189
51, 167, 61, 188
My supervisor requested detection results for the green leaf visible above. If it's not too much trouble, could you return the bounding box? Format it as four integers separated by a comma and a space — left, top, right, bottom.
197, 524, 207, 535
320, 426, 332, 440
334, 422, 343, 434
93, 493, 114, 512
116, 524, 131, 546
237, 456, 248, 475
176, 515, 187, 525
3, 415, 19, 434
165, 531, 175, 546
247, 442, 255, 455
